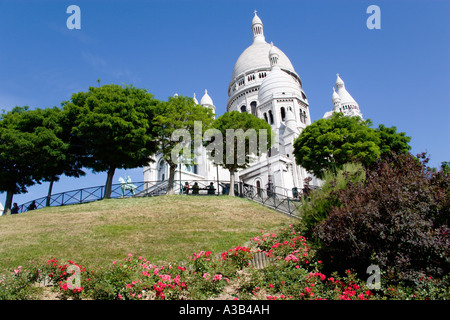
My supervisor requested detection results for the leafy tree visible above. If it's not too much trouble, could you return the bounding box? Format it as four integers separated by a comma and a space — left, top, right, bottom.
441, 161, 450, 175
33, 107, 85, 206
0, 107, 56, 213
152, 95, 215, 195
207, 111, 274, 196
375, 124, 411, 155
62, 84, 159, 198
293, 113, 410, 179
297, 162, 366, 238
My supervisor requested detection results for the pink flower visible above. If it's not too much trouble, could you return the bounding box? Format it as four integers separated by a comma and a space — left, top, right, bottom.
160, 274, 171, 282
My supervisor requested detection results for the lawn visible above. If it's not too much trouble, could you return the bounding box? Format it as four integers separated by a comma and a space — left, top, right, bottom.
0, 195, 292, 271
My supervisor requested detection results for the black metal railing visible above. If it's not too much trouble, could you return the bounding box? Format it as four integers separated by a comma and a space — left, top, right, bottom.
15, 179, 317, 218
16, 181, 158, 214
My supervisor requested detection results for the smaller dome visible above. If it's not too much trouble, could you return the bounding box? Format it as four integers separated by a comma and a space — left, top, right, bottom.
193, 93, 198, 104
258, 68, 301, 104
200, 89, 213, 106
269, 42, 278, 56
336, 73, 345, 88
332, 87, 340, 103
258, 44, 301, 104
285, 108, 296, 128
335, 74, 358, 106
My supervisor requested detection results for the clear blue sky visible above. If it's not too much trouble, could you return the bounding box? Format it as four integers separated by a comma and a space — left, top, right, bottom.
1, 0, 449, 206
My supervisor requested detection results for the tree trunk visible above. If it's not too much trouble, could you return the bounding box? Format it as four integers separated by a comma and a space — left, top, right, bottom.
229, 169, 235, 197
46, 176, 55, 207
167, 163, 177, 195
3, 190, 14, 215
104, 167, 116, 199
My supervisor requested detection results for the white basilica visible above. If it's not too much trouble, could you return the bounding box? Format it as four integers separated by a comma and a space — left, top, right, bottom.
143, 11, 362, 197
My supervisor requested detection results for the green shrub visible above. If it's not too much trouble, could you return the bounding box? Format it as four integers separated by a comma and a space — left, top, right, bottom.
0, 265, 42, 300
298, 162, 365, 238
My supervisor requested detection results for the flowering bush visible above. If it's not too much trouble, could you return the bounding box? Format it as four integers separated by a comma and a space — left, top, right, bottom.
188, 271, 230, 299
252, 224, 317, 271
191, 250, 214, 274
39, 258, 87, 300
220, 246, 253, 270
82, 253, 189, 300
0, 263, 41, 300
0, 222, 448, 300
246, 229, 376, 301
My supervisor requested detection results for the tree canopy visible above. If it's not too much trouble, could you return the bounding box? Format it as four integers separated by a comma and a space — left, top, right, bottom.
207, 111, 274, 196
293, 113, 411, 179
62, 84, 159, 198
152, 95, 215, 194
0, 107, 77, 213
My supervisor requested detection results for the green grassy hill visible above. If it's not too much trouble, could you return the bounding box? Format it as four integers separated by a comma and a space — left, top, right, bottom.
0, 195, 292, 271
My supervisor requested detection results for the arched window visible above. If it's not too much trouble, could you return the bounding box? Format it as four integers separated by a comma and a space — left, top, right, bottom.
250, 101, 257, 116
158, 159, 166, 181
268, 110, 274, 124
299, 110, 307, 124
240, 105, 247, 113
301, 92, 307, 100
256, 180, 262, 197
280, 107, 286, 121
264, 112, 268, 123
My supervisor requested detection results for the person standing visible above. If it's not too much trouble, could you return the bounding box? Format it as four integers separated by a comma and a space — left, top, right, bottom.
11, 203, 19, 214
27, 201, 37, 211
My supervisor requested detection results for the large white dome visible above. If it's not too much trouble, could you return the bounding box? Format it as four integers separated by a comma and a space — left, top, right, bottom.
258, 66, 301, 104
258, 44, 302, 104
231, 41, 295, 80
